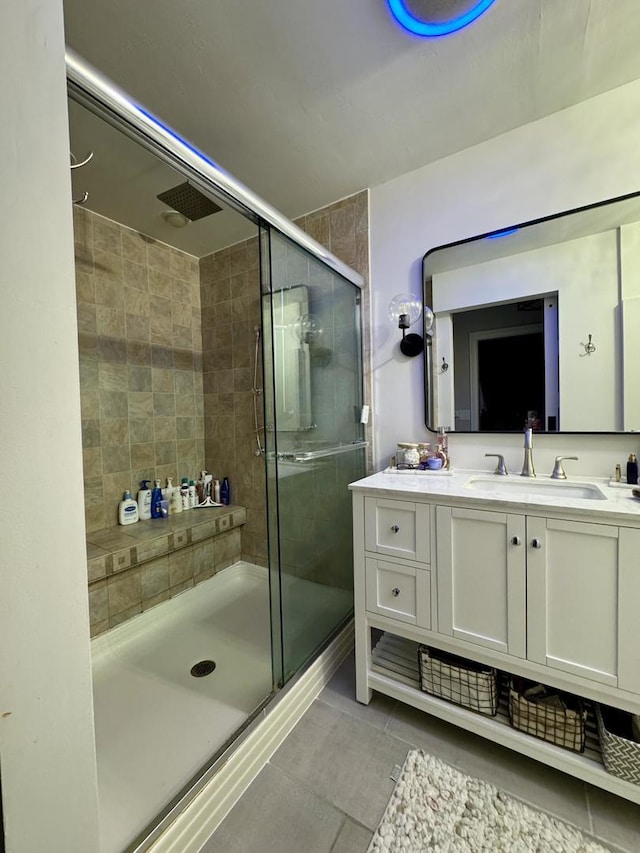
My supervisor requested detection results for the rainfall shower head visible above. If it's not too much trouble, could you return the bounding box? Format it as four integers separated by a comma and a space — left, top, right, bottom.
157, 181, 222, 222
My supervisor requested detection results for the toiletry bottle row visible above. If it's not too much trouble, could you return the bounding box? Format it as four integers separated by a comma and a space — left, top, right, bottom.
120, 474, 231, 525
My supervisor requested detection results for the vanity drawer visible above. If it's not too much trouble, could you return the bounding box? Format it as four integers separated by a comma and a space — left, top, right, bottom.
365, 497, 430, 562
365, 557, 431, 627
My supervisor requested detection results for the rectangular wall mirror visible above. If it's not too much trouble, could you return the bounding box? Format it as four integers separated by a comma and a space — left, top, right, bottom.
423, 190, 640, 434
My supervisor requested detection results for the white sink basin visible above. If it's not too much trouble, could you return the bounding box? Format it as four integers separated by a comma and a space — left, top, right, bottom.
465, 475, 607, 501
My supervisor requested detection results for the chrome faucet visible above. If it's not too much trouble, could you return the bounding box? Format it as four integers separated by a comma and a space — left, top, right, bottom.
485, 453, 508, 475
551, 456, 578, 480
520, 427, 536, 477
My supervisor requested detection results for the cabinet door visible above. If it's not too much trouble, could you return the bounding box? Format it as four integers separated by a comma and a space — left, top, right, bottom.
436, 506, 526, 657
364, 497, 430, 562
618, 526, 640, 694
527, 517, 619, 687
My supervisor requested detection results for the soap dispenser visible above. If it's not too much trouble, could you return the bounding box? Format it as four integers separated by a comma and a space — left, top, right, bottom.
137, 480, 152, 520
118, 491, 139, 526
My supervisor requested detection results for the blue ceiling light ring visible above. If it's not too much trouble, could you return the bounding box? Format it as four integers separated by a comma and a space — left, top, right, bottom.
387, 0, 496, 36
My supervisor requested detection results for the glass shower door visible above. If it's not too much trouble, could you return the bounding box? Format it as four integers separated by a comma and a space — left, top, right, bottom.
262, 229, 366, 683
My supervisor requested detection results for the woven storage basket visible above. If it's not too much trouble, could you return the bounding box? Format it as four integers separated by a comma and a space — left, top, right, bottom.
595, 704, 640, 786
417, 645, 498, 716
508, 679, 585, 753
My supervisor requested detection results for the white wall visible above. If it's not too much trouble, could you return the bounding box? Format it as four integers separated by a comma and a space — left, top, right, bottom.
0, 2, 101, 851
370, 78, 640, 476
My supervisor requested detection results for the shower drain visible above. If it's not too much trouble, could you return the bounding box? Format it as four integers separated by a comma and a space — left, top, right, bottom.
190, 660, 216, 678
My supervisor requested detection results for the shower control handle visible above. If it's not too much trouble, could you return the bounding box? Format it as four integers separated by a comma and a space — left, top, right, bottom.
391, 524, 400, 533
392, 587, 400, 597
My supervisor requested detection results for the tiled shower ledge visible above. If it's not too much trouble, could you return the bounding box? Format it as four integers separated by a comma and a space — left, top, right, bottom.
86, 504, 246, 584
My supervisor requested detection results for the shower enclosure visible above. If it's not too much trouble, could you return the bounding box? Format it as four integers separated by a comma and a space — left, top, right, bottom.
67, 50, 366, 851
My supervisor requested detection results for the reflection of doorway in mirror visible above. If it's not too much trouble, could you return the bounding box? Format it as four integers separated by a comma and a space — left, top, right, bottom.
450, 296, 560, 432
470, 326, 544, 431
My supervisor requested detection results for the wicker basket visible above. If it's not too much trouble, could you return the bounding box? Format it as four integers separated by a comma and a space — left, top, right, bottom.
508, 678, 585, 753
595, 704, 640, 786
417, 645, 498, 716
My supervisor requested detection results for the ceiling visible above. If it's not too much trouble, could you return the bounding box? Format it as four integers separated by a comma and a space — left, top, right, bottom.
63, 0, 640, 256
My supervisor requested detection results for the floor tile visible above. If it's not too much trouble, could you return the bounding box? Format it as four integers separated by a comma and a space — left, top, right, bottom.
386, 700, 591, 831
199, 763, 343, 853
317, 654, 397, 731
271, 700, 409, 830
587, 784, 640, 853
330, 817, 373, 853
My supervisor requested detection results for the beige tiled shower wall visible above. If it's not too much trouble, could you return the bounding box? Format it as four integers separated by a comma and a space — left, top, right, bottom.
74, 207, 205, 532
294, 190, 372, 471
199, 236, 267, 565
199, 190, 370, 567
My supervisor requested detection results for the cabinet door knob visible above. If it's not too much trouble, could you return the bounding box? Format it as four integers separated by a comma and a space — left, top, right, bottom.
391, 524, 400, 533
531, 538, 542, 549
511, 536, 521, 546
392, 587, 400, 597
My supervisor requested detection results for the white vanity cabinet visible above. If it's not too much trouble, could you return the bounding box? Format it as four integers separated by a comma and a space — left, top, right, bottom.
351, 471, 640, 805
437, 507, 640, 692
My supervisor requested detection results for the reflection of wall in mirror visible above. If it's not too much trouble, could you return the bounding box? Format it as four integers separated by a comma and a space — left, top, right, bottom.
620, 222, 640, 431
431, 227, 640, 431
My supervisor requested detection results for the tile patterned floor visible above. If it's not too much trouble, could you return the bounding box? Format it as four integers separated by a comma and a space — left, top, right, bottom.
200, 654, 640, 853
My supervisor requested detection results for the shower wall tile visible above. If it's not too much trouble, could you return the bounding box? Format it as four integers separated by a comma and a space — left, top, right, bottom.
168, 549, 193, 588
143, 590, 171, 612
110, 603, 142, 628
141, 556, 170, 600
108, 568, 142, 616
75, 207, 205, 534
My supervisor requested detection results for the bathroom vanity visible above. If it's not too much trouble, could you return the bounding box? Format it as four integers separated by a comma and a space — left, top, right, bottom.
351, 469, 640, 803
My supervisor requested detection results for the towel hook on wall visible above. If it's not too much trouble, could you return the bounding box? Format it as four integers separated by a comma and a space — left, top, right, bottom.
70, 150, 93, 205
581, 334, 596, 357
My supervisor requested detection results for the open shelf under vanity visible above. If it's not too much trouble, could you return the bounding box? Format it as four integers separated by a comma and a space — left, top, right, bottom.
370, 631, 640, 805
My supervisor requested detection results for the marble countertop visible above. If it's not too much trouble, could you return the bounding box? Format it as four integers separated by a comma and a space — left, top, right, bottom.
349, 469, 640, 523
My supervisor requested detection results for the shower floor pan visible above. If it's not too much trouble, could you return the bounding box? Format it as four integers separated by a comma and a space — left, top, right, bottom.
92, 560, 352, 852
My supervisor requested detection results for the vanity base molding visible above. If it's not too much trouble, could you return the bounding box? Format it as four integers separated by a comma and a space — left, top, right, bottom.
365, 630, 640, 805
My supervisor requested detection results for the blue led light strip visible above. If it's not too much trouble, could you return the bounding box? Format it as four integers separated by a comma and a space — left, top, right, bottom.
488, 227, 519, 240
387, 0, 496, 36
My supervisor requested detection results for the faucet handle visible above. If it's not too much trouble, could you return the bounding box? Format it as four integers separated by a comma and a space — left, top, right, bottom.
485, 453, 508, 476
551, 456, 578, 480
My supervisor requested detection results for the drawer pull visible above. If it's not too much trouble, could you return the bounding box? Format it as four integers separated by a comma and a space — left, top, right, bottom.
511, 536, 521, 546
531, 538, 542, 549
392, 587, 400, 597
391, 524, 400, 533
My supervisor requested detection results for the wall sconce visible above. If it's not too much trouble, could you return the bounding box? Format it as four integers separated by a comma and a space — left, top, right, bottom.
388, 294, 434, 358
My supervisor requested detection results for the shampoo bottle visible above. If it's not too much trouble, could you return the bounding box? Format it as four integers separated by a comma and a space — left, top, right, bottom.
189, 479, 197, 508
180, 477, 190, 511
169, 477, 182, 514
213, 478, 221, 503
118, 490, 139, 525
137, 480, 152, 520
151, 479, 163, 519
220, 477, 230, 506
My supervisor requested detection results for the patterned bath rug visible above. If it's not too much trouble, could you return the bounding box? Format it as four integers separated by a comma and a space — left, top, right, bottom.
368, 750, 609, 852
